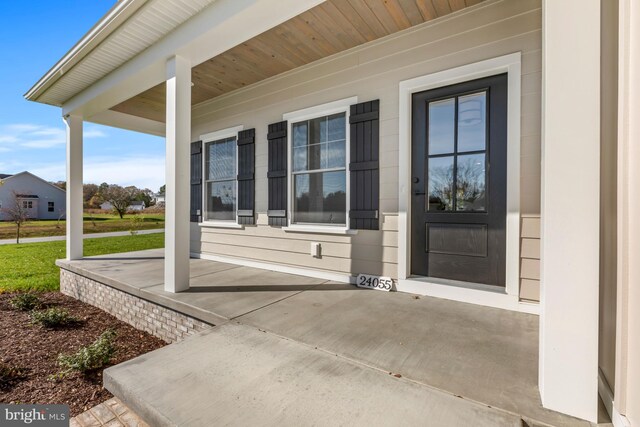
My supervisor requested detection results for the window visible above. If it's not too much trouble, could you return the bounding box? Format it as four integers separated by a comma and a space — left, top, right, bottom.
22, 201, 33, 209
48, 202, 54, 212
291, 113, 347, 225
204, 136, 237, 222
427, 91, 487, 212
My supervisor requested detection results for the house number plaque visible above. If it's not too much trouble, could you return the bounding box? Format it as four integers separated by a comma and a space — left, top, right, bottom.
356, 274, 393, 292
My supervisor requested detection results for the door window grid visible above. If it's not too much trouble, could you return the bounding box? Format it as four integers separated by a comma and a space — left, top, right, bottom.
427, 90, 488, 212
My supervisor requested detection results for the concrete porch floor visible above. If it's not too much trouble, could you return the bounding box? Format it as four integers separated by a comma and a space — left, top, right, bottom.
58, 250, 602, 427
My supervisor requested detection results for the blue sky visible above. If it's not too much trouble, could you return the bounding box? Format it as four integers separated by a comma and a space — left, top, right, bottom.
0, 1, 165, 192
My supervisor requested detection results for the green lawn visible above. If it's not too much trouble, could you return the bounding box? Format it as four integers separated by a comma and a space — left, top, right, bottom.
0, 213, 165, 240
0, 233, 164, 293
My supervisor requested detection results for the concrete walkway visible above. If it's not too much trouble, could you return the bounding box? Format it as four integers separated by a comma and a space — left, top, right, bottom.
0, 228, 163, 245
59, 250, 603, 427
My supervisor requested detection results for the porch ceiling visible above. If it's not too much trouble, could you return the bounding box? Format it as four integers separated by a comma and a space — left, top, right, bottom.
111, 0, 485, 123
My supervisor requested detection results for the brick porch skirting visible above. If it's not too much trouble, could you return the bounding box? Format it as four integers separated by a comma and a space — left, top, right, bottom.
60, 269, 212, 343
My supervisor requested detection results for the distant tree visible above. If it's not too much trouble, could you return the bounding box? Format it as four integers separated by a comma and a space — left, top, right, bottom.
83, 183, 99, 208
158, 184, 166, 195
88, 194, 102, 209
133, 188, 155, 207
52, 181, 66, 190
98, 184, 136, 219
1, 192, 30, 243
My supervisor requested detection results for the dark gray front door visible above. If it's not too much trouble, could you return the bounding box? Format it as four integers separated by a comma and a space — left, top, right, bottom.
411, 74, 507, 287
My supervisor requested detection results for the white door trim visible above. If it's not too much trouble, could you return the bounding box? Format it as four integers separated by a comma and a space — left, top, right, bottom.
397, 52, 523, 310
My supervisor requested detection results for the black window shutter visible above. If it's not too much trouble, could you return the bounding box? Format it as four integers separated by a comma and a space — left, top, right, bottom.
190, 141, 203, 223
267, 121, 287, 226
237, 128, 255, 225
349, 100, 380, 230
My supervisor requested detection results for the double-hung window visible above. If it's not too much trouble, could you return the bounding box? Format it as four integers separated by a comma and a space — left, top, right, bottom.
48, 201, 54, 212
204, 134, 237, 222
289, 103, 350, 227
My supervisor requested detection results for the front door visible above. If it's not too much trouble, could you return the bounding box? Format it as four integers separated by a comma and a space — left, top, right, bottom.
411, 74, 507, 287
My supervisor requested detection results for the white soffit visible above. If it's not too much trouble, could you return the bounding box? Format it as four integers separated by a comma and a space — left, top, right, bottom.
28, 0, 216, 107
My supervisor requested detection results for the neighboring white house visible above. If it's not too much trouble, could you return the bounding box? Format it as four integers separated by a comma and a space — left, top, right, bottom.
154, 193, 165, 207
100, 200, 146, 211
23, 0, 640, 425
0, 171, 66, 221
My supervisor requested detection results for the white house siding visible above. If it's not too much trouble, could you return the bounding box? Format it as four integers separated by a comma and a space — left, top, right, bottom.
0, 173, 66, 221
190, 0, 542, 286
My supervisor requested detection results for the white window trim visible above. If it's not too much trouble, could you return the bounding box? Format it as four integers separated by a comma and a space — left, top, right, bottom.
283, 96, 356, 232
200, 125, 243, 227
397, 53, 528, 313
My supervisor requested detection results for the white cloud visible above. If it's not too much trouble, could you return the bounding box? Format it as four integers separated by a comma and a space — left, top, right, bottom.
0, 123, 164, 190
0, 123, 108, 150
28, 155, 166, 191
21, 139, 67, 148
5, 124, 41, 133
84, 155, 165, 190
84, 129, 108, 138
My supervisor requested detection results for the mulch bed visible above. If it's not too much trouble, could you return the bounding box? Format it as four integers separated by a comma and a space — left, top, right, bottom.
0, 292, 165, 416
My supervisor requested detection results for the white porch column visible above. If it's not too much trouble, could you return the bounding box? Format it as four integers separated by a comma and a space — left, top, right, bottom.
615, 1, 640, 425
64, 115, 83, 260
540, 0, 600, 422
164, 55, 191, 293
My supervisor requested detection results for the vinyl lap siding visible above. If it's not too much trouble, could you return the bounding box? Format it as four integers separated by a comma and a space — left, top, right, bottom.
520, 215, 541, 302
190, 0, 542, 282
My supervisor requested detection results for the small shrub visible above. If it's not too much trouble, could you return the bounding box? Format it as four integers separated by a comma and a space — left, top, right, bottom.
0, 362, 28, 387
9, 293, 41, 311
57, 330, 117, 375
31, 307, 77, 328
129, 214, 144, 235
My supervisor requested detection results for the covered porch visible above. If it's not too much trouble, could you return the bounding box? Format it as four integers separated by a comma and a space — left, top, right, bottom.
25, 0, 630, 423
56, 250, 597, 426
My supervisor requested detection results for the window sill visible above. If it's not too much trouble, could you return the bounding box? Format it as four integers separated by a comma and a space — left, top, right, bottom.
199, 222, 244, 230
282, 226, 358, 236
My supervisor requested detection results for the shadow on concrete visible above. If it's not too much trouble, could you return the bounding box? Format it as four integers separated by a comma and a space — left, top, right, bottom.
185, 283, 353, 293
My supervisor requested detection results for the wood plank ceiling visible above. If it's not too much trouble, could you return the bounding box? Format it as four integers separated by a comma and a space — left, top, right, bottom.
111, 0, 484, 122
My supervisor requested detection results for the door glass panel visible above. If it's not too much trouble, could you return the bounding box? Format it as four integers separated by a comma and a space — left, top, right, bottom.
428, 98, 455, 155
427, 156, 454, 211
456, 153, 486, 211
457, 92, 486, 152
